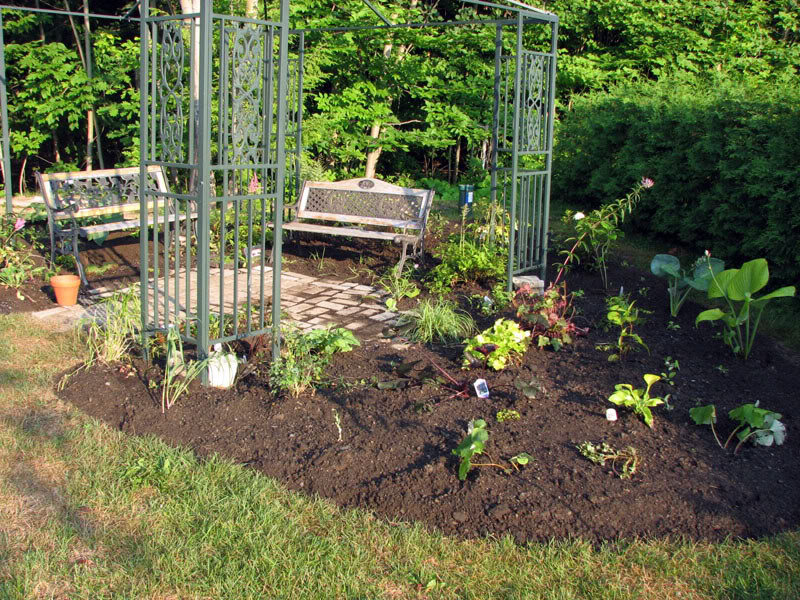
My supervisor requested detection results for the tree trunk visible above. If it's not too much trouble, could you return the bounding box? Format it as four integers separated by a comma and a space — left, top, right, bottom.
245, 0, 258, 18
454, 136, 461, 183
364, 123, 382, 178
363, 0, 417, 178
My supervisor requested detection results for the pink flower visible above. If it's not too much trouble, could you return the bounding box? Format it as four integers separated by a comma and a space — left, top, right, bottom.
705, 249, 711, 257
248, 173, 260, 194
641, 177, 654, 189
13, 217, 25, 231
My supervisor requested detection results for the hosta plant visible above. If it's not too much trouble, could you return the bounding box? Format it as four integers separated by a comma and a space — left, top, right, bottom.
695, 256, 795, 359
650, 253, 725, 317
462, 318, 530, 370
608, 374, 664, 428
690, 403, 786, 454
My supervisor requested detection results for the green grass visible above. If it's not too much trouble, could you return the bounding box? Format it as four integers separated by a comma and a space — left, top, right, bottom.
0, 313, 799, 598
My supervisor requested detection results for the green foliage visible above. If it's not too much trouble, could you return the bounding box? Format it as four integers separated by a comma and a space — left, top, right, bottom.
690, 403, 787, 453
428, 236, 506, 295
559, 178, 652, 288
650, 253, 725, 317
84, 285, 142, 366
0, 215, 44, 298
598, 293, 650, 361
451, 418, 531, 481
209, 199, 274, 265
577, 441, 640, 479
394, 297, 475, 344
514, 282, 584, 351
162, 326, 210, 413
462, 319, 531, 371
608, 374, 664, 428
496, 409, 520, 423
695, 257, 796, 359
378, 267, 420, 312
452, 418, 489, 481
269, 326, 359, 397
554, 74, 800, 286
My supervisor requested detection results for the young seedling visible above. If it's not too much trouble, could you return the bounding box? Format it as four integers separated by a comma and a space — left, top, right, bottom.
608, 374, 664, 428
598, 293, 650, 361
496, 409, 521, 423
451, 419, 532, 480
577, 441, 640, 479
690, 403, 786, 454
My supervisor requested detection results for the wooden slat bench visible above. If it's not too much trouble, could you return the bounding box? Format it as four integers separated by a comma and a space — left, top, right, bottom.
283, 177, 435, 273
36, 166, 194, 285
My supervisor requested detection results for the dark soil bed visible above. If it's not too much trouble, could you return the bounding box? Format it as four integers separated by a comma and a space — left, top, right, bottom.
53, 240, 800, 545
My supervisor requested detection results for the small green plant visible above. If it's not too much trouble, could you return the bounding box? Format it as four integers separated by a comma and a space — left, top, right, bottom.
84, 285, 142, 365
690, 403, 786, 454
661, 356, 679, 386
650, 253, 725, 317
85, 262, 117, 276
161, 325, 210, 412
695, 256, 796, 359
597, 293, 649, 361
514, 281, 586, 351
559, 177, 654, 289
608, 374, 664, 428
666, 320, 680, 331
577, 441, 640, 479
462, 319, 531, 370
394, 298, 475, 344
310, 248, 327, 272
451, 419, 531, 480
269, 326, 360, 397
496, 409, 521, 422
428, 237, 506, 295
0, 215, 45, 299
378, 267, 420, 311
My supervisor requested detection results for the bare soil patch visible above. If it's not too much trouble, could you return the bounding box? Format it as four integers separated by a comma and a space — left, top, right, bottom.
50, 233, 800, 544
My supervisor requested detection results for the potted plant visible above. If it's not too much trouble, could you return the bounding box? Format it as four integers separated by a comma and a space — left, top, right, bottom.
50, 274, 81, 306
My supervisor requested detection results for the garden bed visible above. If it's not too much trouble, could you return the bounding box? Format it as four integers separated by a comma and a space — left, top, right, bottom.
54, 247, 800, 545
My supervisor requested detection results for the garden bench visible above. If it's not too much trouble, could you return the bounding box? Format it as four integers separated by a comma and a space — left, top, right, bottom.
36, 165, 193, 286
283, 177, 435, 273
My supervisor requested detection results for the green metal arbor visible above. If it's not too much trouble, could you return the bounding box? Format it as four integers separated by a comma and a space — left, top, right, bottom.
0, 0, 558, 370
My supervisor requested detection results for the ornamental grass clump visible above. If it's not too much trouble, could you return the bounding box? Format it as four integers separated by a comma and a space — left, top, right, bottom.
395, 297, 475, 344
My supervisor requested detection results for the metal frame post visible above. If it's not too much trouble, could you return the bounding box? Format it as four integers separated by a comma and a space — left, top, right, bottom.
0, 10, 12, 214
541, 19, 558, 281
197, 0, 213, 377
138, 0, 150, 352
506, 12, 524, 292
271, 0, 290, 357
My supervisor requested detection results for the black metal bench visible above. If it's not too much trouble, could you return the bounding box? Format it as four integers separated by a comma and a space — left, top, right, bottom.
36, 166, 193, 285
283, 177, 435, 273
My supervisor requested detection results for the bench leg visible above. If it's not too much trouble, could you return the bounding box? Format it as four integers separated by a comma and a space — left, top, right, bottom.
70, 229, 88, 287
395, 242, 410, 276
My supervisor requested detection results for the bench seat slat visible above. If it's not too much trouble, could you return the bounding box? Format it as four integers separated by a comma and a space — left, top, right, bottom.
295, 211, 422, 230
281, 221, 417, 242
73, 212, 192, 237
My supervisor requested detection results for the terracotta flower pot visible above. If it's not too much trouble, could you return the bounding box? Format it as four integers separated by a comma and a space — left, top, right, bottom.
50, 274, 81, 306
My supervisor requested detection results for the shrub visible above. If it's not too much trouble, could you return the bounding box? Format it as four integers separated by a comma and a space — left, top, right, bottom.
553, 73, 800, 285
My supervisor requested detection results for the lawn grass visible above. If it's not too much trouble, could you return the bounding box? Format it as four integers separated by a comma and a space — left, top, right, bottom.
1, 312, 799, 598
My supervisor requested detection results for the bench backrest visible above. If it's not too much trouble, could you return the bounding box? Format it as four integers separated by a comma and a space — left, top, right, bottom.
36, 165, 169, 220
296, 178, 434, 230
